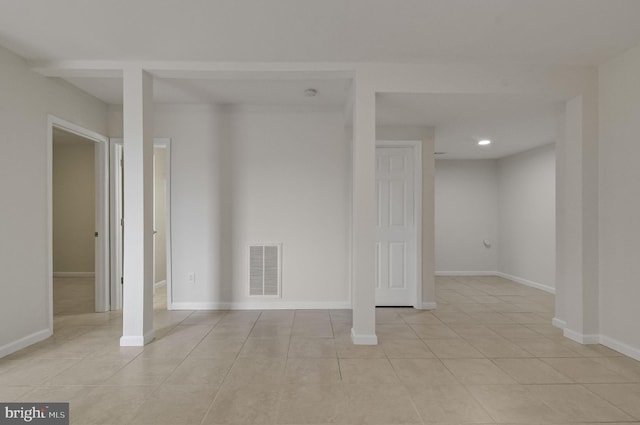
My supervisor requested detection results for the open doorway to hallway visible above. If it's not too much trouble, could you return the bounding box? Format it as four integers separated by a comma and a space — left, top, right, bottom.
52, 128, 98, 316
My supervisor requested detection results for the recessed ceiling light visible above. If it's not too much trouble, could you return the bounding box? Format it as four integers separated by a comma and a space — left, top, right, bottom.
304, 88, 318, 97
478, 139, 491, 146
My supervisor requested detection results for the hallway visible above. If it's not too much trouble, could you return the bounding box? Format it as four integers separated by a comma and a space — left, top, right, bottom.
53, 276, 95, 316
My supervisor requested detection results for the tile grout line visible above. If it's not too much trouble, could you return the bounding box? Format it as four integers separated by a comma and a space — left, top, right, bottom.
197, 309, 261, 425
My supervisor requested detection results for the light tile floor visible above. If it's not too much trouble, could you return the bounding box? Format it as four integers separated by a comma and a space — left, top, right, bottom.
2, 275, 640, 424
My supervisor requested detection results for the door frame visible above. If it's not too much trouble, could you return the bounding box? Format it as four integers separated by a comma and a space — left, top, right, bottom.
375, 140, 423, 309
109, 138, 172, 310
47, 116, 110, 327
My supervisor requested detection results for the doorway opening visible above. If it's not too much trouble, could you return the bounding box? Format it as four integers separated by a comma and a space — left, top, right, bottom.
52, 128, 96, 314
48, 116, 110, 331
109, 138, 172, 312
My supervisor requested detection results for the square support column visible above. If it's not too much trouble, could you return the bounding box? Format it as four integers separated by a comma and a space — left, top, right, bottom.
120, 68, 155, 346
555, 93, 599, 344
351, 78, 377, 345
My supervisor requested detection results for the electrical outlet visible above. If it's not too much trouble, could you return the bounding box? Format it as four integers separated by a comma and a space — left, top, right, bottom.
187, 272, 195, 284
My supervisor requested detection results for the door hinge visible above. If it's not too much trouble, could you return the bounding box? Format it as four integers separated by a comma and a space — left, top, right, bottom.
121, 276, 123, 285
94, 231, 99, 237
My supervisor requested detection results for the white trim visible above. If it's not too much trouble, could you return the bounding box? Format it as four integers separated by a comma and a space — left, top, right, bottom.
53, 272, 96, 278
0, 328, 52, 358
93, 133, 110, 313
562, 328, 581, 343
546, 326, 640, 361
563, 328, 600, 345
435, 271, 556, 295
48, 115, 110, 339
119, 336, 144, 347
109, 140, 124, 311
170, 301, 352, 310
600, 335, 640, 362
31, 60, 356, 78
375, 140, 422, 308
495, 272, 555, 294
119, 329, 155, 347
351, 328, 378, 345
154, 280, 167, 289
420, 302, 437, 310
580, 334, 601, 344
435, 271, 498, 276
47, 120, 53, 348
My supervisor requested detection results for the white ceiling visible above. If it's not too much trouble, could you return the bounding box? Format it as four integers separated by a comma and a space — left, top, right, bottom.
2, 0, 635, 159
63, 77, 352, 106
1, 0, 640, 66
63, 78, 562, 159
377, 93, 562, 159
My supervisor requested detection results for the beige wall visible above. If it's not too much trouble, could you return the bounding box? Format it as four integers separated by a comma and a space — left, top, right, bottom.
154, 147, 167, 283
53, 141, 95, 273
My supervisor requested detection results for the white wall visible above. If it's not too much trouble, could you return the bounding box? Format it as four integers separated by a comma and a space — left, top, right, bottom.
435, 160, 498, 273
0, 45, 107, 357
598, 43, 640, 358
498, 143, 556, 290
109, 104, 351, 308
434, 145, 555, 287
53, 142, 95, 273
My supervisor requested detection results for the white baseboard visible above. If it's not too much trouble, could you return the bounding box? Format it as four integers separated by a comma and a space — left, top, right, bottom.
495, 272, 555, 294
552, 317, 567, 329
550, 319, 640, 359
600, 335, 640, 361
154, 280, 167, 289
170, 301, 352, 311
120, 329, 155, 347
420, 302, 437, 310
351, 328, 378, 345
436, 271, 555, 295
0, 328, 52, 358
53, 272, 95, 278
581, 335, 601, 344
120, 336, 143, 346
562, 327, 600, 345
435, 271, 498, 276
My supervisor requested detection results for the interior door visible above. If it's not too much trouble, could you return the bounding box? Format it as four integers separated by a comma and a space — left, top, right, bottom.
375, 146, 417, 306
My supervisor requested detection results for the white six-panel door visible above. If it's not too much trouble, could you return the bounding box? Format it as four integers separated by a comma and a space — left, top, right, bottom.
375, 146, 417, 306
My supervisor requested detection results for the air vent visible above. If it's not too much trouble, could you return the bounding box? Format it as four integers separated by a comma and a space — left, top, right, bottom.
249, 244, 282, 297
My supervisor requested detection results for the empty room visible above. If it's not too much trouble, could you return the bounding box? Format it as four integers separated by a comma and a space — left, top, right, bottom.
2, 1, 640, 424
